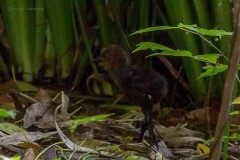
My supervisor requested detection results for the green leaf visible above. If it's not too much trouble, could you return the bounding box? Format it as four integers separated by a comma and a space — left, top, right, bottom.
198, 65, 228, 79
194, 54, 220, 64
133, 42, 174, 53
125, 156, 148, 160
99, 104, 141, 111
130, 26, 178, 35
146, 50, 193, 57
0, 109, 16, 119
232, 97, 240, 105
10, 156, 21, 160
178, 23, 233, 36
178, 23, 198, 31
230, 111, 240, 116
231, 133, 240, 140
196, 28, 232, 36
70, 113, 114, 132
0, 123, 25, 134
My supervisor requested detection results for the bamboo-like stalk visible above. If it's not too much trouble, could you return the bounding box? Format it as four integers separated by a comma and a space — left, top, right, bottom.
1, 0, 35, 81
163, 0, 207, 103
33, 0, 45, 76
108, 0, 132, 53
0, 53, 9, 81
211, 0, 233, 59
93, 0, 112, 46
43, 0, 74, 79
192, 0, 223, 98
139, 0, 149, 29
44, 26, 56, 78
193, 0, 211, 52
210, 0, 236, 97
73, 0, 97, 73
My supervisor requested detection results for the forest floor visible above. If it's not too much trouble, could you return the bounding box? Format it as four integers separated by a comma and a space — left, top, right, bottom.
0, 81, 238, 160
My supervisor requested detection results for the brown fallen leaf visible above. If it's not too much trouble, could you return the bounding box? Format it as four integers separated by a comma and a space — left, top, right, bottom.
165, 136, 205, 148
23, 91, 70, 129
24, 148, 36, 160
0, 131, 56, 146
0, 80, 39, 92
155, 125, 205, 148
185, 108, 218, 125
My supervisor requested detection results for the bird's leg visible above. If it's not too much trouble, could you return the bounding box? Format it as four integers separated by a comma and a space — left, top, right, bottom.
140, 94, 159, 149
140, 112, 149, 140
148, 120, 159, 150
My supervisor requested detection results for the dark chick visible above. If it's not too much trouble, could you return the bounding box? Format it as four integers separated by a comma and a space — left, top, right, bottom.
96, 45, 168, 148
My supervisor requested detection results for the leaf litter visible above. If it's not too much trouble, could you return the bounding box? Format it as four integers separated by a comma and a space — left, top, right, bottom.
0, 87, 213, 160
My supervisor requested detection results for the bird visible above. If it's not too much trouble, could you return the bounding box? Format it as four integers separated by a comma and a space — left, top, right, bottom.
95, 44, 168, 148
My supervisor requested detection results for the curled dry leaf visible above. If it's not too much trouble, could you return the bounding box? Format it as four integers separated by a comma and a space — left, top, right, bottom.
23, 101, 56, 128
23, 91, 70, 129
155, 125, 205, 148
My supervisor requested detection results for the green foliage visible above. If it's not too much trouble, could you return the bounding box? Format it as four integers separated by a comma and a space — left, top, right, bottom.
10, 156, 21, 160
125, 156, 148, 160
146, 50, 192, 58
132, 23, 232, 37
194, 54, 220, 64
0, 109, 16, 120
198, 65, 228, 79
133, 24, 232, 80
222, 96, 240, 159
69, 113, 114, 132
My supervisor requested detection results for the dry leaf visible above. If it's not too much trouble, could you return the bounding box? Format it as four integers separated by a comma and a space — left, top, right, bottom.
186, 108, 218, 125
0, 131, 56, 146
23, 91, 70, 129
0, 80, 38, 92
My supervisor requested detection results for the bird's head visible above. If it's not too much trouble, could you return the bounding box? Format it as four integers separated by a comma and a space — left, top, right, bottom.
95, 45, 130, 71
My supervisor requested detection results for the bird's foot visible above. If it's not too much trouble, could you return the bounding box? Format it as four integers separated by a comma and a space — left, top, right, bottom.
140, 120, 159, 150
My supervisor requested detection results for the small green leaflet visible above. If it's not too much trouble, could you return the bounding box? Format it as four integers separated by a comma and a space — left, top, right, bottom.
196, 28, 232, 36
0, 123, 25, 134
146, 50, 192, 58
10, 156, 21, 160
178, 23, 198, 31
194, 54, 220, 64
125, 156, 148, 160
70, 113, 114, 132
231, 133, 240, 140
0, 109, 16, 119
178, 23, 232, 37
197, 65, 228, 79
131, 23, 232, 38
133, 42, 174, 53
230, 111, 240, 116
130, 26, 178, 35
232, 97, 240, 105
